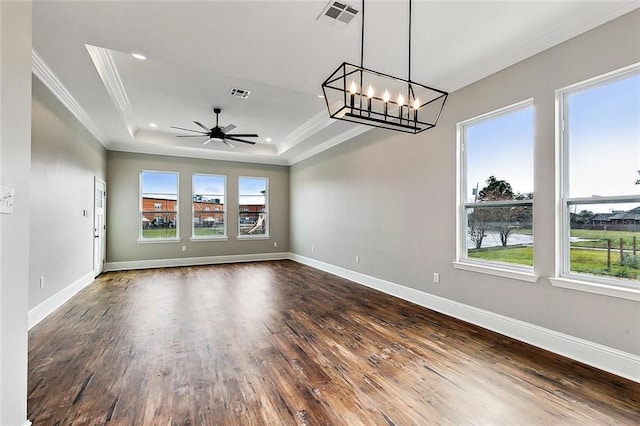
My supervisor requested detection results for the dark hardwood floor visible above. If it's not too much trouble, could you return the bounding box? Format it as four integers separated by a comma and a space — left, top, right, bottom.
28, 260, 639, 425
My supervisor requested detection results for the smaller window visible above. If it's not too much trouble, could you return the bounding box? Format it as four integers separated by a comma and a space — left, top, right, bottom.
457, 100, 535, 276
239, 177, 269, 238
192, 174, 226, 239
140, 171, 179, 240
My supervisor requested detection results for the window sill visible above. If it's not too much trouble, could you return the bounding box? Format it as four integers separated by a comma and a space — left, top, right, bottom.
452, 261, 539, 283
137, 238, 181, 244
190, 236, 228, 242
237, 235, 270, 241
549, 276, 640, 301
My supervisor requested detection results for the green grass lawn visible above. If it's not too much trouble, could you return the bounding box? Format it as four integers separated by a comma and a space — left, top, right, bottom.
468, 246, 533, 266
193, 227, 224, 236
142, 228, 176, 238
468, 244, 638, 280
569, 229, 639, 250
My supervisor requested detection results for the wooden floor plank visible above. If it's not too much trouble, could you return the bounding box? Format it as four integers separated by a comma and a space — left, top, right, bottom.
28, 261, 639, 425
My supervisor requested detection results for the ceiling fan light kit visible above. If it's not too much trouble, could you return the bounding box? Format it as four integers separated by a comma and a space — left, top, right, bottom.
171, 107, 258, 148
321, 0, 448, 134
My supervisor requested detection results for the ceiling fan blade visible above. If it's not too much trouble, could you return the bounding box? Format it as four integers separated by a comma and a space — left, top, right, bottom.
226, 136, 256, 145
194, 121, 210, 131
201, 138, 214, 145
176, 135, 208, 138
170, 126, 208, 134
222, 139, 235, 148
222, 124, 236, 133
227, 133, 259, 138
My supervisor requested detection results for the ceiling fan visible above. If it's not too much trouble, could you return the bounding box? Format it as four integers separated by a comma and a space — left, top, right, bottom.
171, 108, 258, 148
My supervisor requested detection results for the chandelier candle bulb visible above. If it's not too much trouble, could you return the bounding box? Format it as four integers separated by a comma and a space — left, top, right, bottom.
383, 89, 390, 116
349, 80, 357, 111
398, 94, 405, 121
367, 85, 374, 116
413, 97, 420, 123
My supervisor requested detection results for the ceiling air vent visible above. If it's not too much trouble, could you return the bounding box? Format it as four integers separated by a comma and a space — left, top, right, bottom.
229, 87, 251, 99
317, 1, 359, 27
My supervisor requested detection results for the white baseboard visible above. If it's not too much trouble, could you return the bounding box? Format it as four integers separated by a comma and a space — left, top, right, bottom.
290, 253, 640, 383
105, 252, 290, 272
28, 271, 94, 330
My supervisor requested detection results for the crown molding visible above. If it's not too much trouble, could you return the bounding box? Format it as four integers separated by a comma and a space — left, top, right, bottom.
85, 44, 135, 138
277, 110, 335, 155
287, 124, 369, 165
108, 142, 289, 166
32, 49, 108, 146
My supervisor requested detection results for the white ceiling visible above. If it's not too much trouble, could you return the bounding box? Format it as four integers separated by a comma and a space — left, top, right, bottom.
32, 0, 638, 165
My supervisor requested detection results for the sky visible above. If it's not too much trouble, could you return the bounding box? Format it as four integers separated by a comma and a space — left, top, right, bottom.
142, 172, 265, 205
239, 177, 267, 206
465, 105, 534, 200
193, 174, 225, 203
567, 73, 639, 199
141, 171, 178, 200
465, 72, 639, 212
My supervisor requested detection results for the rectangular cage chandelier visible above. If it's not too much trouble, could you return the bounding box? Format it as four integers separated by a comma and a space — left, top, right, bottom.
321, 0, 448, 134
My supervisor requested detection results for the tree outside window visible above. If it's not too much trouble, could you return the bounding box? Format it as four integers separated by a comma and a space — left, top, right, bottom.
459, 100, 534, 269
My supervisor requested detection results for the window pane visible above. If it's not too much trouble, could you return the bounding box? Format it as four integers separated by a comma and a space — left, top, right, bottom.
141, 171, 178, 239
239, 177, 267, 236
193, 174, 225, 238
461, 102, 534, 269
466, 204, 533, 267
567, 74, 640, 198
465, 107, 534, 203
568, 202, 639, 283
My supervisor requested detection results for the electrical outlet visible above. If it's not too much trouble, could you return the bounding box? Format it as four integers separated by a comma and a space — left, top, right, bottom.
355, 255, 360, 264
273, 241, 278, 248
181, 246, 187, 252
433, 273, 440, 283
312, 246, 316, 253
40, 277, 45, 289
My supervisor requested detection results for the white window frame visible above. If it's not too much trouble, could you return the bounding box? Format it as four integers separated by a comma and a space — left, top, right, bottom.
552, 64, 640, 301
139, 170, 180, 243
454, 99, 538, 282
237, 176, 269, 240
191, 173, 228, 242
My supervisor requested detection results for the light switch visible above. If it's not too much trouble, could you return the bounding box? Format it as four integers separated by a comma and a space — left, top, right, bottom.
0, 185, 15, 214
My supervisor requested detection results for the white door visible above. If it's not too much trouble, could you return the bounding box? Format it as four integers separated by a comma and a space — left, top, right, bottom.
94, 178, 106, 276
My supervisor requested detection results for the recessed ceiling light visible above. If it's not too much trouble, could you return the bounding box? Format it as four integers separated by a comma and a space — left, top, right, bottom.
266, 138, 272, 142
132, 53, 147, 60
149, 123, 157, 128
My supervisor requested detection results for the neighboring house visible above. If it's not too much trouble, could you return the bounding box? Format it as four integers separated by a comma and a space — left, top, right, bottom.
586, 213, 614, 226
141, 196, 177, 224
609, 206, 640, 225
585, 207, 640, 231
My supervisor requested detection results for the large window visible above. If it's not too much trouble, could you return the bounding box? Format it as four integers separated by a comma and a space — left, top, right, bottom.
457, 100, 534, 276
238, 177, 268, 238
557, 66, 639, 292
140, 171, 179, 240
192, 174, 226, 239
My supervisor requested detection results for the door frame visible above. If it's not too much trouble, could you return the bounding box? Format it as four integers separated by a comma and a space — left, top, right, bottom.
93, 177, 106, 276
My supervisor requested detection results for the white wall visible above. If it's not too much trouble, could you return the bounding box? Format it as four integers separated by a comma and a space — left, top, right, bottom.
107, 151, 289, 265
290, 11, 640, 356
29, 76, 107, 309
0, 1, 32, 424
